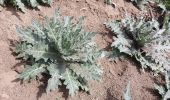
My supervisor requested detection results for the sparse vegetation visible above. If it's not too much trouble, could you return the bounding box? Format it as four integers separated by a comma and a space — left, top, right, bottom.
0, 0, 170, 99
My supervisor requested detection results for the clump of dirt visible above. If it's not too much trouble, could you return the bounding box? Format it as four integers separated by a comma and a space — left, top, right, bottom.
0, 0, 163, 100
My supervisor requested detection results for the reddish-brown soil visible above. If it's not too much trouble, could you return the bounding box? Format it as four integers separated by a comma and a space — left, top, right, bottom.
0, 0, 162, 100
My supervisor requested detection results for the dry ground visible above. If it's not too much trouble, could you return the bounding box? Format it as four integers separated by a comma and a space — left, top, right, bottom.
0, 0, 162, 100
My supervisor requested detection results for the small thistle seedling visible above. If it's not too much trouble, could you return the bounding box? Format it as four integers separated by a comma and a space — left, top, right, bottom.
105, 15, 170, 73
13, 9, 102, 97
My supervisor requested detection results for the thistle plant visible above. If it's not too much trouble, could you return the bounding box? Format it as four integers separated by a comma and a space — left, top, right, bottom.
13, 10, 102, 96
105, 15, 170, 73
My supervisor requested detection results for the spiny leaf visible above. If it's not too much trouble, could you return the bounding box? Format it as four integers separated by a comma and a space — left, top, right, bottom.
69, 63, 102, 81
155, 71, 170, 100
15, 42, 30, 60
16, 26, 37, 44
15, 0, 25, 12
19, 62, 46, 80
111, 34, 132, 56
46, 64, 62, 92
0, 0, 53, 12
25, 41, 57, 61
78, 77, 89, 92
62, 69, 80, 97
154, 84, 166, 97
29, 0, 39, 8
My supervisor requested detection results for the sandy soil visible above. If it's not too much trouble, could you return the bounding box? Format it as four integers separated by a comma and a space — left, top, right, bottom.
0, 0, 162, 100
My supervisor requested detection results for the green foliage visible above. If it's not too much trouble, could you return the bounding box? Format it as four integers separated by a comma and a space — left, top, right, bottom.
155, 71, 170, 100
105, 15, 170, 73
0, 0, 52, 12
156, 0, 170, 10
13, 10, 102, 96
164, 0, 170, 10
